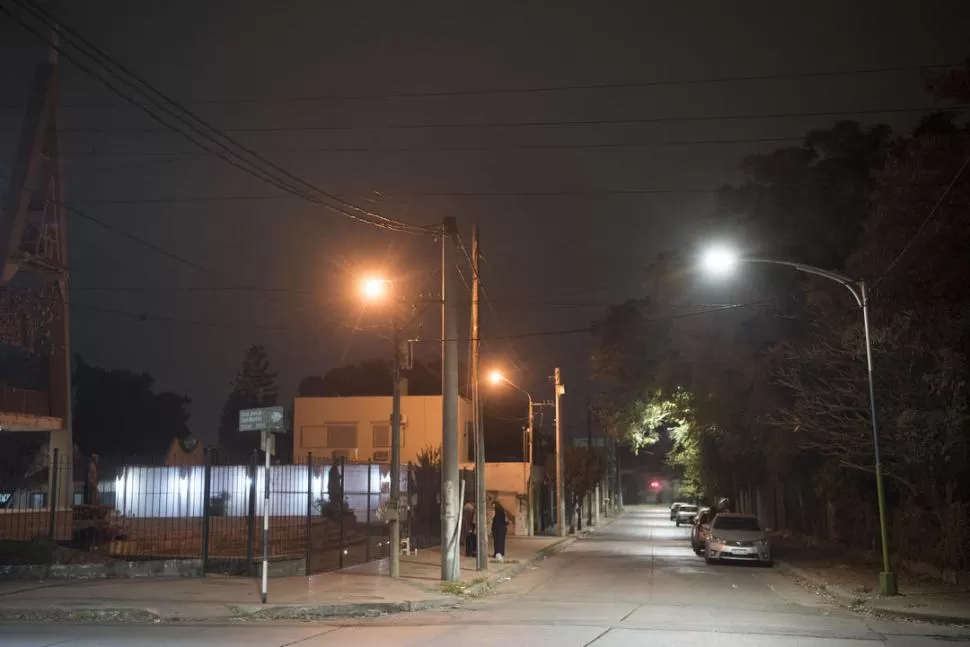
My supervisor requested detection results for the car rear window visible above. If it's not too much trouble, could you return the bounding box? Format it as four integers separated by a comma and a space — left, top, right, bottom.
712, 516, 761, 531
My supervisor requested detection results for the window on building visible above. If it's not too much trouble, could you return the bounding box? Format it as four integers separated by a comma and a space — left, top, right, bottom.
373, 423, 390, 448
373, 422, 406, 448
326, 423, 358, 448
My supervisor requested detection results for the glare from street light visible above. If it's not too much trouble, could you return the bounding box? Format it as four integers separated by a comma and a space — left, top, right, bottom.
487, 370, 505, 385
361, 277, 389, 300
701, 245, 740, 277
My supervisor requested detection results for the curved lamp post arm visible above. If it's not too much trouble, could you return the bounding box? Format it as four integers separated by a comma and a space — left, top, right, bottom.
740, 256, 894, 594
745, 258, 863, 307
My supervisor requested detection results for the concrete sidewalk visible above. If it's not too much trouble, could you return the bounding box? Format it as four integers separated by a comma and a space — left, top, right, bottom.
776, 542, 970, 625
0, 525, 609, 623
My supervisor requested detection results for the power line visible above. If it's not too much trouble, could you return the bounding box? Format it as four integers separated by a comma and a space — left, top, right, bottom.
56, 135, 806, 156
50, 105, 966, 134
69, 271, 863, 339
66, 291, 769, 337
67, 188, 720, 205
2, 61, 956, 111
2, 0, 435, 235
455, 233, 532, 376
871, 150, 970, 289
69, 284, 627, 309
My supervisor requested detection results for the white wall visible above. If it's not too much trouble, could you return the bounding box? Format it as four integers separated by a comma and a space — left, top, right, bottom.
98, 463, 405, 522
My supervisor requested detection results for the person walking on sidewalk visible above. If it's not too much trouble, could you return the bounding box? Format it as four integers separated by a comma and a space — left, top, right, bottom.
492, 501, 508, 561
463, 502, 477, 557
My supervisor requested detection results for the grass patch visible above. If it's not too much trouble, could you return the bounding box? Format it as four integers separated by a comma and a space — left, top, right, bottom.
440, 577, 488, 596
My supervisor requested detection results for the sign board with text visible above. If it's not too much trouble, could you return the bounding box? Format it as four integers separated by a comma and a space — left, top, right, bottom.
239, 406, 285, 433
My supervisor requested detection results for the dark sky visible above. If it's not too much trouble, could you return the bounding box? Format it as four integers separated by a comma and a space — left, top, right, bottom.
2, 0, 968, 443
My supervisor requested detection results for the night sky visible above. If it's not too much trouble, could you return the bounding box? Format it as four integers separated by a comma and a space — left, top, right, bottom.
2, 1, 968, 443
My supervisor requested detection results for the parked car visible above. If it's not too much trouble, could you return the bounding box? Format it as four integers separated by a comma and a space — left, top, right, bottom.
675, 504, 698, 527
691, 507, 712, 555
704, 513, 772, 567
669, 502, 687, 521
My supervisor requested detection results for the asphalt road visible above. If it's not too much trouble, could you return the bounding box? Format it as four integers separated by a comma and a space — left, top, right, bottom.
4, 506, 969, 646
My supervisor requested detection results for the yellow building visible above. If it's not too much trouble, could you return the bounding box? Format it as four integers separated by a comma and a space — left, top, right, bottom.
293, 395, 475, 465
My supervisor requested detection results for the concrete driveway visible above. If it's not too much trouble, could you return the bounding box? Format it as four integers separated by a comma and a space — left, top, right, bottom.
5, 505, 969, 646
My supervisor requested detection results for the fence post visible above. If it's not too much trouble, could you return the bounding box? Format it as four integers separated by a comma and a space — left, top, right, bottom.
201, 452, 212, 569
338, 457, 345, 569
246, 451, 257, 575
305, 454, 313, 576
48, 448, 60, 539
365, 459, 372, 562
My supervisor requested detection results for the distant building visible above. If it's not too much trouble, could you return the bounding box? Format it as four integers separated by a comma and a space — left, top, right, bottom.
164, 436, 204, 467
293, 395, 475, 465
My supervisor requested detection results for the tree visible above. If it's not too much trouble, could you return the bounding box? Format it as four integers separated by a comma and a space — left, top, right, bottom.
772, 97, 970, 564
72, 357, 191, 457
547, 446, 607, 531
310, 357, 442, 397
297, 375, 326, 397
591, 122, 898, 518
217, 344, 279, 462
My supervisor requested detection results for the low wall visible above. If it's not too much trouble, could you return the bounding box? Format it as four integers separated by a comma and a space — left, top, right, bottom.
0, 558, 203, 581
0, 510, 73, 541
107, 515, 369, 560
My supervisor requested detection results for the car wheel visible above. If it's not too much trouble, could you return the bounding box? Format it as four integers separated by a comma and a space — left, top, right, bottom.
705, 556, 716, 565
762, 558, 774, 568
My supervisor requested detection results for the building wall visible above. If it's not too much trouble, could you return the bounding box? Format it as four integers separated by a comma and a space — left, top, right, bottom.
293, 395, 473, 465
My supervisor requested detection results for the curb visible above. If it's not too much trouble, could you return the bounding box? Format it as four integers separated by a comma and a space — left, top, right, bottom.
459, 534, 576, 598
0, 607, 162, 624
776, 560, 867, 606
777, 560, 970, 626
0, 534, 586, 624
228, 597, 461, 621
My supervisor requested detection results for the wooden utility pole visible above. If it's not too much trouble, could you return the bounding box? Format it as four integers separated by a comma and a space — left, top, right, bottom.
389, 319, 402, 578
470, 224, 488, 569
554, 368, 565, 536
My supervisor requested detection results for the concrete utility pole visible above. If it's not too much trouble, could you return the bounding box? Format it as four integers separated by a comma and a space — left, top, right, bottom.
441, 216, 460, 581
587, 397, 593, 527
470, 224, 487, 570
554, 368, 566, 537
389, 319, 402, 578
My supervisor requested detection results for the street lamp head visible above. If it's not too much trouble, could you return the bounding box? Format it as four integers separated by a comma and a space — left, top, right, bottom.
701, 245, 740, 277
361, 277, 390, 301
487, 370, 505, 386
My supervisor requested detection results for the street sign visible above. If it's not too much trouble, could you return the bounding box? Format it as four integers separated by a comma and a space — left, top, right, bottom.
239, 406, 285, 433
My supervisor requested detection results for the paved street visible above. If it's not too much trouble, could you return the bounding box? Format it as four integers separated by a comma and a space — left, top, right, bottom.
4, 506, 969, 646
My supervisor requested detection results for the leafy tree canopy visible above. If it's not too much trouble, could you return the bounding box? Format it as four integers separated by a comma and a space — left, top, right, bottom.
72, 356, 191, 457
217, 344, 279, 462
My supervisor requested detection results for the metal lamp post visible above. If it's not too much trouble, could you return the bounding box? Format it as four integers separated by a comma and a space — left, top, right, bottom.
701, 247, 898, 596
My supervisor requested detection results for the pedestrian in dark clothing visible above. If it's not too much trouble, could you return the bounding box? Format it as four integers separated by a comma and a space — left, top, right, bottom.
463, 502, 476, 557
491, 501, 508, 560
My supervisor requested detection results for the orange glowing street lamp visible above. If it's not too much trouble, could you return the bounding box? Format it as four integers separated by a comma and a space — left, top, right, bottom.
361, 277, 391, 301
